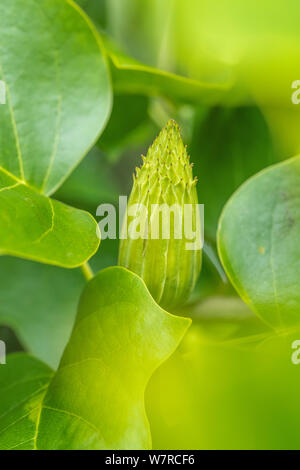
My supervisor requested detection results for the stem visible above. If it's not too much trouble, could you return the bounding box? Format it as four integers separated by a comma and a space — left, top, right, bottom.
81, 262, 94, 281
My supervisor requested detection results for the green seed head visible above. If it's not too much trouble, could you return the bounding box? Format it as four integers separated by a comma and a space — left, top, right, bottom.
119, 120, 202, 309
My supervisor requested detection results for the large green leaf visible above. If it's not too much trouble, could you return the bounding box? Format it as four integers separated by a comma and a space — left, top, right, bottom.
147, 303, 300, 450
0, 0, 111, 265
217, 156, 300, 329
0, 267, 190, 450
0, 0, 111, 194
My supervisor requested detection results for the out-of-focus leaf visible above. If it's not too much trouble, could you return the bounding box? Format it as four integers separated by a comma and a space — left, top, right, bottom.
0, 257, 84, 368
179, 296, 269, 342
104, 37, 232, 106
191, 107, 281, 239
106, 0, 300, 106
76, 0, 107, 28
0, 0, 112, 266
54, 147, 121, 212
147, 303, 300, 450
98, 94, 156, 162
0, 267, 190, 450
0, 326, 23, 354
262, 105, 300, 157
218, 156, 300, 329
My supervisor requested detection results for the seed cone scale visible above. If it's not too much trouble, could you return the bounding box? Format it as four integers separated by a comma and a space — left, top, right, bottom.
119, 120, 202, 309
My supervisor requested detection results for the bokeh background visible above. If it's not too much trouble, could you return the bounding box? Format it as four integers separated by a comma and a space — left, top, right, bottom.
2, 0, 300, 449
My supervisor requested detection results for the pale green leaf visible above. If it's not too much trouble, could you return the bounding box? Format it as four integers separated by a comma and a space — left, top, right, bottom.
0, 267, 190, 450
217, 156, 300, 329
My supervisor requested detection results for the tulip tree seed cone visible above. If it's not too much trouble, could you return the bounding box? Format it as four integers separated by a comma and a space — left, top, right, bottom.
119, 120, 202, 309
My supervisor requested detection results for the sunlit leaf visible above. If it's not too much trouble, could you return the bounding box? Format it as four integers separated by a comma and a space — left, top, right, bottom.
0, 267, 190, 449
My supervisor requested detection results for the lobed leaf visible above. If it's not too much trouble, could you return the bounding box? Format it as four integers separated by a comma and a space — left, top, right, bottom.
0, 267, 190, 450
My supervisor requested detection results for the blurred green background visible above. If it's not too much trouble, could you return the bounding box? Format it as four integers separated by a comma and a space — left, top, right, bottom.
2, 0, 300, 449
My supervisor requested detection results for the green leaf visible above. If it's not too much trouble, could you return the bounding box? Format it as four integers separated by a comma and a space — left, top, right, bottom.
217, 156, 300, 329
104, 36, 231, 105
0, 0, 111, 265
0, 0, 111, 194
0, 354, 53, 450
0, 168, 99, 267
146, 301, 300, 450
0, 267, 190, 450
191, 106, 281, 239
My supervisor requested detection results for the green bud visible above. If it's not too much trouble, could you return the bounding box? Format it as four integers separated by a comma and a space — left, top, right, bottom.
119, 120, 202, 309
